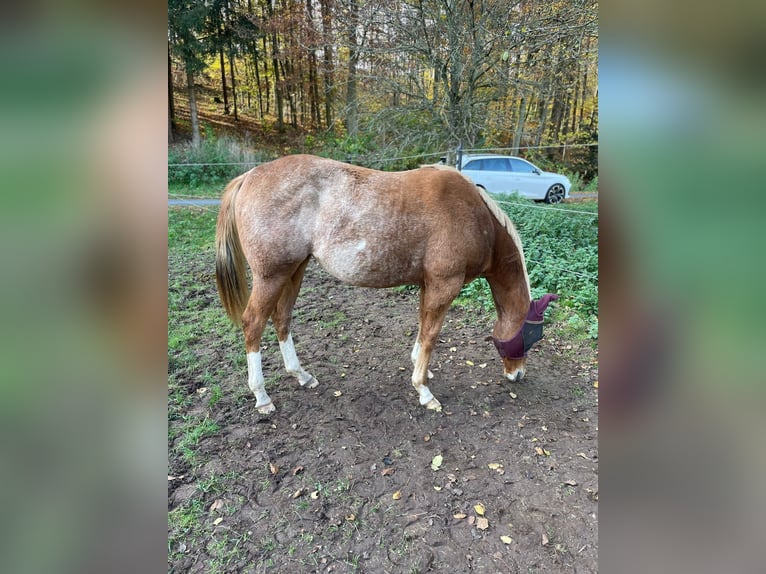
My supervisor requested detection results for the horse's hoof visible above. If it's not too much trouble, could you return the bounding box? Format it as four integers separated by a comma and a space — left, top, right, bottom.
257, 402, 276, 414
425, 398, 442, 412
304, 377, 319, 389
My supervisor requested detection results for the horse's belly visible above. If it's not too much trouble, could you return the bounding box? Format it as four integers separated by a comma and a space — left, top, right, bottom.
313, 239, 421, 287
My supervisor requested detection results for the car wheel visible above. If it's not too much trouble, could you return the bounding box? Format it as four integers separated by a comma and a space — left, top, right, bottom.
545, 184, 566, 204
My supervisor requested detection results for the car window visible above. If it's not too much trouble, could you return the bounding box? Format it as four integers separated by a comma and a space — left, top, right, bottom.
509, 158, 537, 173
483, 158, 510, 171
463, 159, 483, 170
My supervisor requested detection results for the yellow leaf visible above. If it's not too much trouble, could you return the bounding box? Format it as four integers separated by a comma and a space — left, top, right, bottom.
345, 514, 356, 522
466, 360, 475, 366
333, 390, 343, 397
476, 517, 489, 530
453, 513, 467, 519
500, 535, 513, 545
433, 485, 442, 491
593, 380, 599, 388
269, 463, 279, 475
543, 449, 551, 456
431, 454, 443, 471
392, 490, 402, 500
474, 503, 485, 516
310, 490, 319, 499
535, 447, 544, 456
213, 517, 223, 526
487, 463, 502, 470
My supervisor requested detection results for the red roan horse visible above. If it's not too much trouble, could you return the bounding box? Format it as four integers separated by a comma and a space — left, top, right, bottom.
215, 155, 557, 413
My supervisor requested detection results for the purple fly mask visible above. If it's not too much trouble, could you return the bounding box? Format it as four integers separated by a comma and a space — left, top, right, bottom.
493, 294, 559, 360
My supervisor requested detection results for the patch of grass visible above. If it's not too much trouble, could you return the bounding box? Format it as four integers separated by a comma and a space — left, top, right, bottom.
174, 415, 220, 467
168, 207, 218, 251
168, 497, 206, 557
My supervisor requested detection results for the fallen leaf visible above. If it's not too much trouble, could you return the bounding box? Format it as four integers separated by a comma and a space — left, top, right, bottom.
423, 434, 431, 442
345, 514, 356, 522
269, 463, 279, 475
196, 387, 207, 395
500, 535, 513, 545
213, 517, 223, 526
479, 363, 487, 368
453, 513, 467, 519
543, 449, 551, 456
209, 499, 224, 512
509, 392, 517, 399
487, 463, 502, 470
333, 390, 343, 397
291, 489, 304, 499
535, 447, 545, 456
466, 360, 475, 366
476, 517, 489, 530
563, 479, 578, 486
392, 490, 402, 500
310, 490, 319, 499
577, 452, 590, 460
433, 485, 442, 491
468, 515, 476, 525
542, 532, 550, 546
381, 468, 395, 477
474, 503, 486, 516
431, 454, 443, 471
291, 465, 304, 476
593, 380, 599, 388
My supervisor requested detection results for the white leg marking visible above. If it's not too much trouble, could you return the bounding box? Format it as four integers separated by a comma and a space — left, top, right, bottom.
247, 351, 275, 413
505, 368, 525, 382
410, 339, 434, 379
279, 333, 319, 388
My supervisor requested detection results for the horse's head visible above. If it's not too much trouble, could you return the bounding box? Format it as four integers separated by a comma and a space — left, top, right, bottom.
492, 294, 558, 381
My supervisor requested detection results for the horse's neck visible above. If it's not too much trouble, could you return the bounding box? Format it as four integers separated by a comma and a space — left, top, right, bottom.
486, 225, 530, 333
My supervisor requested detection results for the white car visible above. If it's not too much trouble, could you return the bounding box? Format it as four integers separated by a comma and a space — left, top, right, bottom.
459, 154, 571, 203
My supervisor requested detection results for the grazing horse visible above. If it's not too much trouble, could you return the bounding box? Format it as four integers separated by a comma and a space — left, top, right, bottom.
215, 154, 556, 413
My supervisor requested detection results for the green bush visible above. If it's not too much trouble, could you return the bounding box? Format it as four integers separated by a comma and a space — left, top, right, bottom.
168, 130, 271, 187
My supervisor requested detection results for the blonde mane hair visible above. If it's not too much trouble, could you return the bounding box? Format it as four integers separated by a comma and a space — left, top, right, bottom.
425, 164, 531, 296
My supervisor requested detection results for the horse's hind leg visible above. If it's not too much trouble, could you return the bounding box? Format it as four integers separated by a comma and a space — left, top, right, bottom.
271, 257, 318, 389
242, 279, 288, 414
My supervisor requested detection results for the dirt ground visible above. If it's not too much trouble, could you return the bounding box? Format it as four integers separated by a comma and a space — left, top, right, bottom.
168, 259, 598, 573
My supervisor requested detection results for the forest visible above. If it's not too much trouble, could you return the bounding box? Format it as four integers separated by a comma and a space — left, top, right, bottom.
168, 0, 597, 176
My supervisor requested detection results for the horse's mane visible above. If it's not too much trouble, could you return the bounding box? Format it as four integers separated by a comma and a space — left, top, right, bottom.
425, 164, 531, 296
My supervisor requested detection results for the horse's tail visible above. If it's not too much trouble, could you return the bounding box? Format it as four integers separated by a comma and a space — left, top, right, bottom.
215, 173, 249, 325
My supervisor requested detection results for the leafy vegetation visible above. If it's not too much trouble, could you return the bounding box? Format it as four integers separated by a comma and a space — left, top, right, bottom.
458, 194, 598, 340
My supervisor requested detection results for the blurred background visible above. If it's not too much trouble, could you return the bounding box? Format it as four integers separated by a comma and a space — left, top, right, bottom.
600, 0, 766, 572
0, 0, 763, 572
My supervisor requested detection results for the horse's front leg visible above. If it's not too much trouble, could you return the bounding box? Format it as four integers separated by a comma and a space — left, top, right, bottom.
411, 281, 462, 411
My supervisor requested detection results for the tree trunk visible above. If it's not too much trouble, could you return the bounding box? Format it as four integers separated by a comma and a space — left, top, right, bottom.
219, 48, 230, 114
320, 0, 334, 129
168, 48, 175, 143
228, 50, 238, 121
512, 95, 527, 154
345, 0, 360, 138
186, 65, 201, 147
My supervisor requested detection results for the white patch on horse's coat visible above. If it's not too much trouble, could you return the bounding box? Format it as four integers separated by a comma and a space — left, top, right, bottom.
279, 333, 319, 387
247, 351, 274, 411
